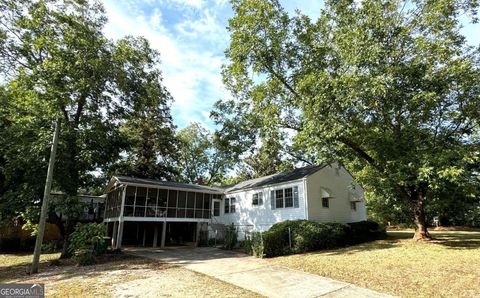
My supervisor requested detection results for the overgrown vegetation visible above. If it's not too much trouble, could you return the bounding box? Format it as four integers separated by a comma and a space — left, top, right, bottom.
223, 224, 238, 250
247, 220, 385, 258
68, 223, 106, 265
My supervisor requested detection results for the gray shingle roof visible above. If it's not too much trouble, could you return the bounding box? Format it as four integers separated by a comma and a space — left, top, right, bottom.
224, 164, 326, 193
110, 165, 326, 195
114, 176, 224, 194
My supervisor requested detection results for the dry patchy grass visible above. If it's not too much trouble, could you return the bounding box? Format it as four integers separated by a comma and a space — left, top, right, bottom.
0, 253, 261, 298
268, 229, 480, 298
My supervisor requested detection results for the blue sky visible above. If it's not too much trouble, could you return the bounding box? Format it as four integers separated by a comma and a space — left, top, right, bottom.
102, 0, 479, 130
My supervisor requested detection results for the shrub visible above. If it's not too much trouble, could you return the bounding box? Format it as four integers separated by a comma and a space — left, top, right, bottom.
68, 223, 106, 256
252, 220, 384, 258
42, 240, 61, 253
250, 232, 264, 257
223, 224, 237, 250
74, 249, 96, 266
346, 220, 386, 244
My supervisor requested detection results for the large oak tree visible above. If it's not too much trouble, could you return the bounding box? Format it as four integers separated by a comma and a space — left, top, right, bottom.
0, 0, 177, 251
213, 0, 480, 239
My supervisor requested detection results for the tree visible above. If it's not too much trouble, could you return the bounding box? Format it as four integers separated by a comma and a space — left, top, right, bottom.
0, 0, 177, 249
177, 123, 234, 184
108, 37, 178, 180
214, 0, 480, 240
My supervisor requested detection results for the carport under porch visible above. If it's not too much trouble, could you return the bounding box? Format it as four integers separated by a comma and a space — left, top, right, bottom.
105, 218, 209, 249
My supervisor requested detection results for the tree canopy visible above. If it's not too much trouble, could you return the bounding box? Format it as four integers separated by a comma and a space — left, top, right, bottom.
176, 122, 234, 184
213, 0, 480, 239
0, 0, 177, 226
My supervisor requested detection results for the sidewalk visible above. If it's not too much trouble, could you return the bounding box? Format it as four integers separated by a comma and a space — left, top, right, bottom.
125, 246, 394, 298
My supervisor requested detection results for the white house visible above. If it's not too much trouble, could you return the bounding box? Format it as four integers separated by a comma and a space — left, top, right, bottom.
103, 163, 366, 248
213, 163, 366, 238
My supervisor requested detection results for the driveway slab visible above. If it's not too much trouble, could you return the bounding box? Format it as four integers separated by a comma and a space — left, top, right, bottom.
125, 246, 394, 298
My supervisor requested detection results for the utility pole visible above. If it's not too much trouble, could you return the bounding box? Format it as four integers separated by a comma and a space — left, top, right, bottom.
31, 119, 60, 274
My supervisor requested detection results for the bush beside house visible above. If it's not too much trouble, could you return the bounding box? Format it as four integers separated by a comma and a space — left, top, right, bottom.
68, 223, 107, 265
248, 220, 385, 258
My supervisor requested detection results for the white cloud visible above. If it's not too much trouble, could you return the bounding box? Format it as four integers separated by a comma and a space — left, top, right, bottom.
102, 0, 228, 130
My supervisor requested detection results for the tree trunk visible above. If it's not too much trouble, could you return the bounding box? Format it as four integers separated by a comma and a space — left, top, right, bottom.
60, 219, 72, 259
412, 191, 432, 241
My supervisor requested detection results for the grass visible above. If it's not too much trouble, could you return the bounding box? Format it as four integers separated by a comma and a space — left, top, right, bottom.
0, 252, 261, 297
268, 229, 480, 298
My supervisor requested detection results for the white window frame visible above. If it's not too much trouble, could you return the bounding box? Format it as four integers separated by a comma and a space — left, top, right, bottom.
252, 192, 263, 206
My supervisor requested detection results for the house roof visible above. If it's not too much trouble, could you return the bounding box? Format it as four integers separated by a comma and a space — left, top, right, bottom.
224, 164, 326, 193
106, 165, 326, 195
110, 176, 224, 194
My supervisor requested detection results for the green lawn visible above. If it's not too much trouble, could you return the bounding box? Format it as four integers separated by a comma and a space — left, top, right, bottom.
268, 229, 480, 298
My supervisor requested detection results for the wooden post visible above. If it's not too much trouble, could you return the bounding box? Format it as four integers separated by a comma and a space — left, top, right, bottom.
112, 221, 118, 249
116, 220, 124, 249
142, 226, 147, 247
195, 222, 202, 247
153, 224, 158, 248
161, 222, 167, 248
31, 119, 60, 274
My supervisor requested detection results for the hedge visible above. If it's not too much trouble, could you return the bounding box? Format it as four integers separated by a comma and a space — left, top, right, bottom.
250, 220, 385, 258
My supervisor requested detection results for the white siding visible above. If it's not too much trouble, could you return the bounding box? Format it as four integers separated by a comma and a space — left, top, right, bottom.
215, 180, 307, 232
306, 164, 367, 223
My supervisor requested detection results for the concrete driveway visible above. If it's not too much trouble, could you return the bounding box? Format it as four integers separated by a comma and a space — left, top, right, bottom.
125, 246, 393, 298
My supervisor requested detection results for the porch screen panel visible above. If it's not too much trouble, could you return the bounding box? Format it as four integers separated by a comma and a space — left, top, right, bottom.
123, 186, 136, 216
167, 190, 178, 217
195, 193, 203, 218
177, 191, 187, 218
203, 194, 211, 218
135, 187, 147, 217
146, 188, 158, 217
187, 192, 195, 218
157, 189, 168, 217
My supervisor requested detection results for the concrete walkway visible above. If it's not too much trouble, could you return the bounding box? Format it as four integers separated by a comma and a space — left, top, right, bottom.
125, 246, 393, 298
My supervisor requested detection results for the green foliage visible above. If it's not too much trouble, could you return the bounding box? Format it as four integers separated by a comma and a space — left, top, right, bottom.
68, 223, 106, 255
346, 221, 386, 244
0, 0, 177, 225
74, 250, 96, 266
177, 122, 235, 184
249, 220, 385, 258
223, 224, 238, 250
215, 0, 480, 236
250, 232, 264, 257
41, 241, 61, 253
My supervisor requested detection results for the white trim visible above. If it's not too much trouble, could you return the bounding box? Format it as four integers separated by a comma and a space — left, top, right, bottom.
113, 181, 223, 195
303, 178, 309, 220
122, 217, 210, 222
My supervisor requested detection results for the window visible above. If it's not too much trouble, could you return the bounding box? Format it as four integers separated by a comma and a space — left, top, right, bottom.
224, 197, 236, 213
252, 192, 263, 206
230, 198, 236, 213
322, 197, 329, 208
350, 201, 357, 211
275, 189, 284, 208
224, 197, 230, 214
271, 186, 300, 209
213, 201, 220, 216
284, 188, 293, 208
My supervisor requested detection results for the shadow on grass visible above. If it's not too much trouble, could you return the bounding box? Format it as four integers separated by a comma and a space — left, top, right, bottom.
430, 231, 480, 249
0, 253, 173, 283
388, 230, 480, 249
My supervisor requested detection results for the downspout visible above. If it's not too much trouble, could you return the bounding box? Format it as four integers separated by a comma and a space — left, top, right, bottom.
303, 178, 309, 220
